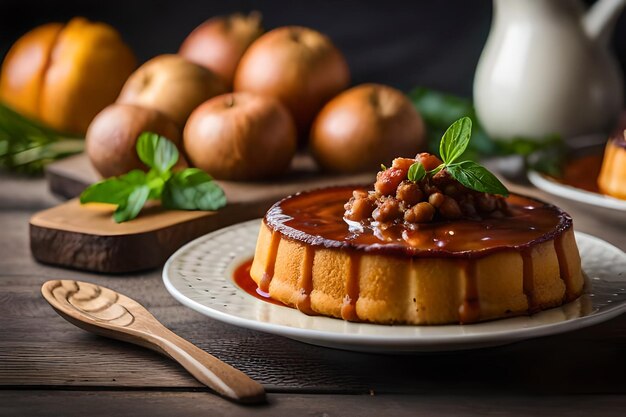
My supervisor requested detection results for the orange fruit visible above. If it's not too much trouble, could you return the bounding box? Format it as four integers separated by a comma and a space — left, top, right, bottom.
0, 23, 63, 120
0, 17, 136, 134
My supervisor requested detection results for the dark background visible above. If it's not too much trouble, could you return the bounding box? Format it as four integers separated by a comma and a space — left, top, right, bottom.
1, 0, 625, 98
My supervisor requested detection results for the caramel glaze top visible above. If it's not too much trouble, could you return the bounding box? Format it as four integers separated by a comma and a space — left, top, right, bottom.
264, 186, 573, 259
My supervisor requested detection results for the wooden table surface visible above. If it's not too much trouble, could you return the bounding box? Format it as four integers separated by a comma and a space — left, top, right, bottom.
1, 170, 625, 417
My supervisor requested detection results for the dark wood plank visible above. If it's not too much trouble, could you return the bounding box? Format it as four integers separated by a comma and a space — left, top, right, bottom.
29, 200, 266, 273
2, 391, 626, 417
0, 271, 369, 393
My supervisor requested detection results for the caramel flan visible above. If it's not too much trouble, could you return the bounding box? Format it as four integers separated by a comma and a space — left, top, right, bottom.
250, 119, 584, 325
598, 130, 626, 200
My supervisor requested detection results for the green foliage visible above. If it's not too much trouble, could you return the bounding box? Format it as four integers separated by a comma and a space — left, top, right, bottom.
80, 133, 226, 222
409, 87, 562, 160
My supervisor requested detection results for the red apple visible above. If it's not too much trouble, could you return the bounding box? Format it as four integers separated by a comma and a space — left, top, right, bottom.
310, 83, 426, 173
86, 103, 182, 178
179, 12, 263, 88
184, 92, 297, 180
234, 26, 350, 137
117, 54, 226, 128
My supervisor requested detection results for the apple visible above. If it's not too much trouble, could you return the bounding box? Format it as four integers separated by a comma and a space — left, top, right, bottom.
234, 26, 350, 137
116, 54, 226, 128
183, 92, 296, 181
310, 83, 426, 173
86, 103, 182, 178
179, 12, 263, 87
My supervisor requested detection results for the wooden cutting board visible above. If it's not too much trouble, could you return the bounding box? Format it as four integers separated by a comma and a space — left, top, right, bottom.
32, 153, 374, 273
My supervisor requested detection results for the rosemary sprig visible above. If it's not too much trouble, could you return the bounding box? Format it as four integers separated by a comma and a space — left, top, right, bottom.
0, 102, 84, 174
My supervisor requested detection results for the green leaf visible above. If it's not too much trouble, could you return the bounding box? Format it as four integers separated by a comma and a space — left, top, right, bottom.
407, 162, 426, 182
113, 185, 150, 223
446, 161, 509, 197
136, 132, 179, 174
494, 134, 563, 157
80, 170, 147, 205
380, 164, 387, 171
439, 117, 472, 164
409, 87, 475, 128
145, 169, 168, 200
162, 168, 227, 211
409, 88, 498, 159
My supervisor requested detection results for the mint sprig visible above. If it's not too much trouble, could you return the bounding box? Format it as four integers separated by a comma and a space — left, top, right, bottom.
80, 132, 226, 223
404, 117, 509, 197
439, 116, 472, 164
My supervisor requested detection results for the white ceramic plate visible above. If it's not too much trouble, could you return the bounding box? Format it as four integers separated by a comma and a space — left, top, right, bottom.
527, 170, 626, 212
163, 219, 626, 353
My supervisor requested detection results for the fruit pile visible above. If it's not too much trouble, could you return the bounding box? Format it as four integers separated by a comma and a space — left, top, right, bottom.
1, 13, 428, 180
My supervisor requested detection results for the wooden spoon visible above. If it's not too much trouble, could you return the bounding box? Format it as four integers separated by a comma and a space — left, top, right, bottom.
41, 279, 266, 404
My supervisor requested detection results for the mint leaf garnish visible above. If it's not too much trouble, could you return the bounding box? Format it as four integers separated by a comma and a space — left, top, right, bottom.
380, 117, 509, 197
113, 185, 150, 223
136, 132, 179, 175
447, 161, 509, 197
439, 116, 472, 165
437, 117, 508, 196
407, 162, 426, 182
79, 170, 147, 205
80, 132, 226, 222
162, 169, 226, 211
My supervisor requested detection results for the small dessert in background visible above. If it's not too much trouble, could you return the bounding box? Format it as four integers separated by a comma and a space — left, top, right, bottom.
234, 26, 350, 136
0, 17, 136, 134
117, 54, 226, 128
598, 130, 626, 200
179, 12, 264, 87
86, 104, 182, 178
310, 83, 426, 173
184, 92, 296, 181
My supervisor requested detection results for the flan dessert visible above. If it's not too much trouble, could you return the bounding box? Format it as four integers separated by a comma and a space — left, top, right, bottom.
598, 130, 626, 200
250, 120, 584, 325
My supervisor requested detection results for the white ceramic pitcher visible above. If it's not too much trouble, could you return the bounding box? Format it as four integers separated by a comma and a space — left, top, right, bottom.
474, 0, 625, 142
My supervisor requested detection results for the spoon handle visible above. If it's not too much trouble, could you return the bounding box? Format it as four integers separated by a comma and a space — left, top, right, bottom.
147, 327, 265, 404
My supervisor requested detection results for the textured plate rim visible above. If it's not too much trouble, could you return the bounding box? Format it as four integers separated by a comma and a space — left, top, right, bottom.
163, 219, 626, 349
527, 169, 626, 211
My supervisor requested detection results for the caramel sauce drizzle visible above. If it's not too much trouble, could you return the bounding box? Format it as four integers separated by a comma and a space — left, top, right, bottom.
266, 187, 571, 257
554, 235, 573, 302
340, 253, 361, 321
458, 260, 480, 324
233, 259, 286, 307
295, 246, 316, 315
521, 248, 537, 313
259, 231, 280, 293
